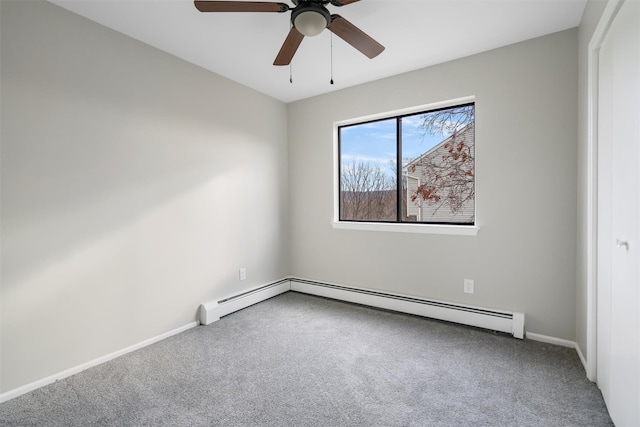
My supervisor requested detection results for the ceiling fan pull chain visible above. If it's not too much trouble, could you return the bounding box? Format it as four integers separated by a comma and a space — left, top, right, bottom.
330, 31, 334, 85
289, 20, 294, 83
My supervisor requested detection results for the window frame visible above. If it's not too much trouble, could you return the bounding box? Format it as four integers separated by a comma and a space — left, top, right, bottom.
332, 96, 479, 236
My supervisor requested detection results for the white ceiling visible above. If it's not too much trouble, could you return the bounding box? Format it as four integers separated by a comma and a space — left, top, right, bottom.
49, 0, 587, 103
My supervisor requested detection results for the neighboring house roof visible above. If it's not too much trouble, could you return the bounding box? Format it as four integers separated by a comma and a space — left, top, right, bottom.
403, 122, 475, 172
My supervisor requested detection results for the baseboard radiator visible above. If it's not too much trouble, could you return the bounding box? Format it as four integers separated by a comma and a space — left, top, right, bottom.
290, 278, 525, 339
199, 279, 290, 325
198, 277, 525, 339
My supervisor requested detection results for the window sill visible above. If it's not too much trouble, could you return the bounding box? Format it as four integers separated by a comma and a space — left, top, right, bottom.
330, 221, 479, 236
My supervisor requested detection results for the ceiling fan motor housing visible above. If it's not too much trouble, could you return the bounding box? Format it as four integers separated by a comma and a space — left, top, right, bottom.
291, 1, 331, 36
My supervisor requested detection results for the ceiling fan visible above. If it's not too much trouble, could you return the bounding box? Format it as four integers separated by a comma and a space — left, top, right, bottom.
194, 0, 385, 66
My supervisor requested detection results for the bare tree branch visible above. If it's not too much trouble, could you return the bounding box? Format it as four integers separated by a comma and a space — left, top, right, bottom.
341, 159, 397, 221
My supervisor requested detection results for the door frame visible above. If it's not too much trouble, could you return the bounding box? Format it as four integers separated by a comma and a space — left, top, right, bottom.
586, 0, 624, 383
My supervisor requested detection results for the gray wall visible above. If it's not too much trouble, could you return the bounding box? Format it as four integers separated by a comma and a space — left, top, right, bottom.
575, 0, 607, 368
0, 1, 289, 393
288, 29, 579, 340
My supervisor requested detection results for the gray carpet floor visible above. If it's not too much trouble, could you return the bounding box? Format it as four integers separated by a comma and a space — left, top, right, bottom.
0, 291, 613, 426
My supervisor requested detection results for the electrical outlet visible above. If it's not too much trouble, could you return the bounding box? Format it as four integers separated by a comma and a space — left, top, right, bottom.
464, 279, 474, 294
239, 268, 247, 281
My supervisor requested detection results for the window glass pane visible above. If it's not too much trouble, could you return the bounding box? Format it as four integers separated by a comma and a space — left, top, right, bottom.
401, 104, 475, 224
339, 118, 398, 221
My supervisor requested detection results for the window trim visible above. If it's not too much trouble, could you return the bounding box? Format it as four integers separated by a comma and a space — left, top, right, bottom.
330, 221, 479, 235
333, 96, 479, 235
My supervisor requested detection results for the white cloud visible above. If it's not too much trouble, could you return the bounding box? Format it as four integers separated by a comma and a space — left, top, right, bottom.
341, 154, 395, 165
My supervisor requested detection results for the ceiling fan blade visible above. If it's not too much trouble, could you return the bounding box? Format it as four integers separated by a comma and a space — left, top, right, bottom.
330, 0, 361, 6
194, 1, 289, 13
273, 26, 305, 66
329, 14, 384, 59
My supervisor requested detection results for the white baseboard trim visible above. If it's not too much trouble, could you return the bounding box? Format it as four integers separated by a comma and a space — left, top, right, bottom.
575, 342, 589, 374
526, 333, 588, 372
0, 321, 198, 404
525, 332, 577, 348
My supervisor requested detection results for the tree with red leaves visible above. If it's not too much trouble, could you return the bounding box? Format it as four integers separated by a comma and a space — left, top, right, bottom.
406, 105, 475, 222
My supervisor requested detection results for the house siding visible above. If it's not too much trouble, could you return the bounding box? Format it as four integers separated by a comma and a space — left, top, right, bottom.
404, 123, 475, 223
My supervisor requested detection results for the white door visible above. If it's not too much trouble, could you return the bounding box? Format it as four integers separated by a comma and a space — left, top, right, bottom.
597, 1, 640, 425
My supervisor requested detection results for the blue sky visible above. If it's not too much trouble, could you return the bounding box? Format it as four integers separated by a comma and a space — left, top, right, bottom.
339, 112, 446, 174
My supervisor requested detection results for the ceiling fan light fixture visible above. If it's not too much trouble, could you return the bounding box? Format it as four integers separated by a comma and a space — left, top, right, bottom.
292, 4, 330, 37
